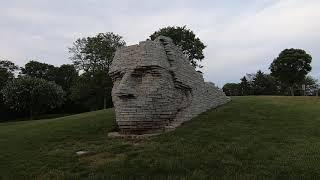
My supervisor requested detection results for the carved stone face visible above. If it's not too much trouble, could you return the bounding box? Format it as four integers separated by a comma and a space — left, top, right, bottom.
109, 37, 230, 136
110, 65, 184, 134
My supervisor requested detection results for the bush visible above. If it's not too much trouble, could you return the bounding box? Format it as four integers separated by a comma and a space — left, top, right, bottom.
1, 76, 65, 119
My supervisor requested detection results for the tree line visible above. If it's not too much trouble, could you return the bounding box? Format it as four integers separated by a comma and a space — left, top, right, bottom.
1, 26, 317, 121
0, 26, 206, 121
223, 49, 318, 96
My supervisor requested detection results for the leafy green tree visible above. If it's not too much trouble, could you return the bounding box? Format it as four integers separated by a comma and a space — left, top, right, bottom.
68, 32, 125, 109
239, 76, 252, 95
0, 60, 19, 89
0, 68, 12, 89
70, 70, 113, 111
252, 70, 278, 95
0, 60, 19, 121
21, 60, 57, 81
0, 60, 19, 72
51, 64, 80, 113
1, 76, 64, 119
303, 76, 319, 96
270, 49, 312, 96
69, 32, 126, 73
223, 83, 240, 96
150, 26, 206, 68
54, 64, 78, 92
21, 61, 78, 92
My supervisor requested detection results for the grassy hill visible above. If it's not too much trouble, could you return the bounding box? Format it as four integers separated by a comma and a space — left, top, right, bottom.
1, 96, 320, 179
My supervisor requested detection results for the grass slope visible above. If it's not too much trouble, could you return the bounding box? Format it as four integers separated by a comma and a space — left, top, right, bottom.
1, 97, 320, 179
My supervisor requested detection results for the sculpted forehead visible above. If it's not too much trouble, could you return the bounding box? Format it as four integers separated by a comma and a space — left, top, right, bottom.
110, 41, 170, 75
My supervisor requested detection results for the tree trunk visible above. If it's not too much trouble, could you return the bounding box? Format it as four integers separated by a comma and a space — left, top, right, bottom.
103, 94, 106, 109
30, 108, 33, 120
29, 91, 33, 120
289, 86, 294, 96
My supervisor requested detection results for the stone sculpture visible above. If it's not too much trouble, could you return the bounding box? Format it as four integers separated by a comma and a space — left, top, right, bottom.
109, 36, 230, 135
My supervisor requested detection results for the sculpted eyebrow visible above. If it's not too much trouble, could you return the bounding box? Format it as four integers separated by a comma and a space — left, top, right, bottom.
132, 67, 163, 75
134, 66, 165, 71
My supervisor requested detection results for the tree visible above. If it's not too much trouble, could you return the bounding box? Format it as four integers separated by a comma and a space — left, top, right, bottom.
54, 64, 78, 92
0, 60, 19, 89
304, 76, 319, 96
270, 49, 312, 96
51, 64, 80, 114
0, 60, 19, 72
252, 70, 278, 95
69, 32, 125, 109
21, 60, 57, 81
239, 76, 252, 95
70, 70, 113, 111
1, 76, 64, 119
150, 26, 206, 68
223, 83, 240, 96
0, 67, 13, 89
69, 32, 126, 73
0, 60, 19, 121
21, 61, 79, 92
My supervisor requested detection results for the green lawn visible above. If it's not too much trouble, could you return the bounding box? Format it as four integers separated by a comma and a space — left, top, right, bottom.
1, 96, 320, 179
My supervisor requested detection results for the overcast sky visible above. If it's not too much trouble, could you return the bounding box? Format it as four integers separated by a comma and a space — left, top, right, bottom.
1, 0, 319, 87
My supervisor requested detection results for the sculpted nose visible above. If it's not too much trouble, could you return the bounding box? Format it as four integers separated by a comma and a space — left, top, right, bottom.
115, 72, 136, 98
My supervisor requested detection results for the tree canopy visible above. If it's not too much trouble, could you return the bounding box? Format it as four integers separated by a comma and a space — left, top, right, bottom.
150, 26, 206, 68
68, 32, 125, 110
1, 76, 65, 119
304, 76, 319, 96
252, 70, 278, 95
69, 32, 126, 73
223, 83, 240, 96
21, 60, 57, 81
223, 70, 280, 96
54, 64, 78, 92
70, 70, 113, 111
0, 60, 19, 89
239, 76, 252, 96
270, 48, 312, 96
0, 60, 19, 72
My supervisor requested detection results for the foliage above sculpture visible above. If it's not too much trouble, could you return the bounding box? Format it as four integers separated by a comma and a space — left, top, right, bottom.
69, 32, 126, 73
150, 26, 206, 69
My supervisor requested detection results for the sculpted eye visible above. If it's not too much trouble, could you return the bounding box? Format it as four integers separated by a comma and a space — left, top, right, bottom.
131, 69, 144, 78
130, 68, 163, 78
149, 69, 162, 77
112, 73, 124, 81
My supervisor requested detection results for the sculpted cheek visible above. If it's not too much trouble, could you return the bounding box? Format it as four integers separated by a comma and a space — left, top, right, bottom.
111, 81, 120, 94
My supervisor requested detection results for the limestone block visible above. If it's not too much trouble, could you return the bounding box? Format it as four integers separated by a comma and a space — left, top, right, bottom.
109, 36, 230, 135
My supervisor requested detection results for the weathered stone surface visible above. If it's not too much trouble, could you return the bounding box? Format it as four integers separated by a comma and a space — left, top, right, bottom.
109, 36, 230, 135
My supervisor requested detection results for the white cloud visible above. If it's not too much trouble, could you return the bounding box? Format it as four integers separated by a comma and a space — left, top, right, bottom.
0, 0, 319, 86
200, 0, 320, 86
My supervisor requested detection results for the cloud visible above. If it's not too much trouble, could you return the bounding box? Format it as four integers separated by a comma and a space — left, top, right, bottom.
0, 0, 319, 87
200, 0, 320, 86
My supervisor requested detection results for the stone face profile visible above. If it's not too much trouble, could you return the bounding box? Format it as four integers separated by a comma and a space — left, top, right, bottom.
109, 36, 230, 135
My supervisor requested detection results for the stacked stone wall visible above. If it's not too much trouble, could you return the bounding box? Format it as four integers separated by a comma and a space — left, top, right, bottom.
109, 36, 230, 134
